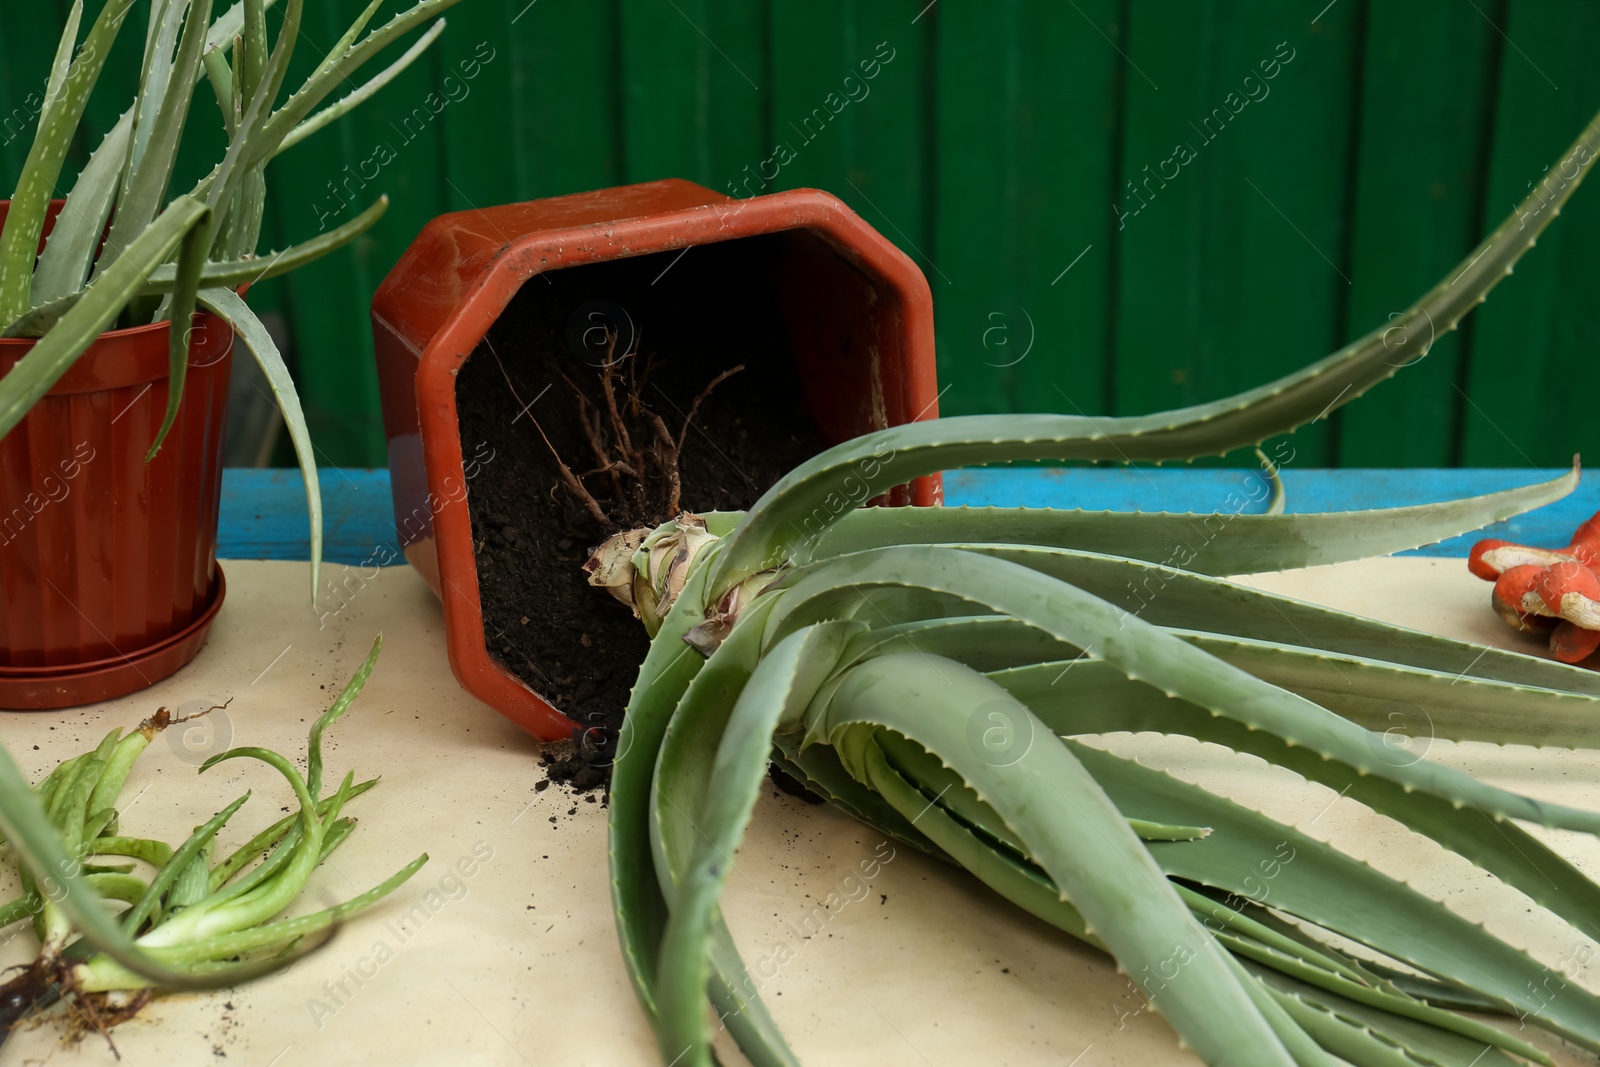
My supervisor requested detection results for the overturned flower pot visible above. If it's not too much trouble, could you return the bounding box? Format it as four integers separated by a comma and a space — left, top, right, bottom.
371, 180, 940, 745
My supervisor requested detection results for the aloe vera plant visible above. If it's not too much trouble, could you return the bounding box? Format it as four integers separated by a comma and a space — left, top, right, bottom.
0, 636, 424, 1042
601, 109, 1600, 1066
0, 0, 462, 596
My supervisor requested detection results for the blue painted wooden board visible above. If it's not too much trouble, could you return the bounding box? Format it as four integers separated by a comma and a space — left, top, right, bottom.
220, 468, 1600, 566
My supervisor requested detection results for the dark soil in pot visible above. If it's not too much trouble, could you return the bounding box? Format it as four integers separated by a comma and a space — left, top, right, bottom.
455, 239, 823, 792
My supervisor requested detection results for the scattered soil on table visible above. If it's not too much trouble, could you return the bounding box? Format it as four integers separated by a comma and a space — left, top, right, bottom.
456, 239, 823, 793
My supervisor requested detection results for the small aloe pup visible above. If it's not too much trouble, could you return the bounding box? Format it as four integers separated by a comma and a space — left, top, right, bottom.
0, 636, 424, 1043
603, 108, 1600, 1066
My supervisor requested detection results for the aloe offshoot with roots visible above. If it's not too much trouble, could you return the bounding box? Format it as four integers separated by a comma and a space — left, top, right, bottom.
0, 636, 424, 1044
594, 108, 1600, 1065
0, 0, 464, 598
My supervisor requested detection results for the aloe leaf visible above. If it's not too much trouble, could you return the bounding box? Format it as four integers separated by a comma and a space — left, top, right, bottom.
841, 614, 1078, 672
855, 736, 1091, 939
208, 779, 378, 890
0, 196, 209, 439
211, 165, 266, 260
91, 837, 175, 868
816, 463, 1579, 577
126, 0, 189, 180
1071, 741, 1600, 1052
1217, 958, 1342, 1067
0, 894, 42, 928
238, 0, 268, 101
146, 207, 213, 460
199, 0, 299, 217
319, 817, 356, 860
0, 0, 139, 326
654, 623, 858, 1066
99, 0, 214, 283
610, 546, 722, 1024
957, 543, 1600, 696
874, 730, 1207, 856
201, 0, 272, 55
81, 808, 118, 843
143, 195, 387, 292
646, 595, 801, 1067
769, 738, 942, 854
308, 636, 382, 798
1262, 983, 1456, 1067
88, 713, 178, 816
208, 774, 357, 912
254, 0, 463, 161
195, 286, 321, 598
1175, 630, 1600, 748
83, 873, 150, 908
1174, 885, 1372, 987
819, 652, 1297, 1065
42, 1, 86, 118
1254, 970, 1525, 1067
167, 841, 215, 912
327, 0, 388, 60
1210, 923, 1549, 1062
119, 792, 250, 933
201, 45, 235, 132
275, 21, 446, 155
52, 756, 105, 858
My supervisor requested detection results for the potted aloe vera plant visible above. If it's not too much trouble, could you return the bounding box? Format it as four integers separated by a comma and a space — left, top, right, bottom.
602, 108, 1600, 1065
0, 0, 460, 709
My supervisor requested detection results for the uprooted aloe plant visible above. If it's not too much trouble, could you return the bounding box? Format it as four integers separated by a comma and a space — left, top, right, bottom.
0, 636, 424, 1044
602, 109, 1600, 1066
0, 0, 462, 597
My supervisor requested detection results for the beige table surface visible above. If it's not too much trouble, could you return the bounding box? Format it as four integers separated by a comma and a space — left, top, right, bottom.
2, 557, 1599, 1067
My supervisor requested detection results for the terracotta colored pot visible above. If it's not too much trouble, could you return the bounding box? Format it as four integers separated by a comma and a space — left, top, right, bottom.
0, 201, 231, 709
371, 179, 941, 741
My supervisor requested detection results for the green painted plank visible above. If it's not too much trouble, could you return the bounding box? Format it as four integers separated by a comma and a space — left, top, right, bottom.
768, 0, 928, 258
438, 0, 518, 210
269, 0, 452, 466
503, 0, 623, 197
1461, 0, 1600, 471
0, 0, 68, 183
1334, 0, 1497, 469
929, 0, 1118, 418
1112, 1, 1358, 467
619, 0, 765, 189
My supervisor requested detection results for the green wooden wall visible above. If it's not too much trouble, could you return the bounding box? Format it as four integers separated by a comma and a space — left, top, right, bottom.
4, 0, 1599, 471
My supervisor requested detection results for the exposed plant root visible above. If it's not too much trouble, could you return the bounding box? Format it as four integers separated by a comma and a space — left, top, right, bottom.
0, 955, 132, 1058
677, 364, 744, 454
67, 989, 150, 1051
499, 327, 744, 533
486, 337, 612, 527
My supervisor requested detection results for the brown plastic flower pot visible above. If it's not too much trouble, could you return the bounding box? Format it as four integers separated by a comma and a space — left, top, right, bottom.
0, 200, 231, 710
371, 179, 941, 742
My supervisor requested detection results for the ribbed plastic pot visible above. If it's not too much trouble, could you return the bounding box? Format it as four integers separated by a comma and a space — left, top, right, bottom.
371, 179, 941, 741
0, 200, 232, 710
